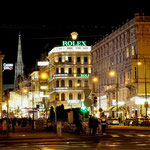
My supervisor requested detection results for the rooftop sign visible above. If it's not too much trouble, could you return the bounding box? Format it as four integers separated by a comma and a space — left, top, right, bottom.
62, 41, 86, 46
3, 63, 13, 71
37, 61, 49, 66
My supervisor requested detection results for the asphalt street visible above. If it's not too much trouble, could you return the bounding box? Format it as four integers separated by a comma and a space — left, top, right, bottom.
0, 129, 150, 150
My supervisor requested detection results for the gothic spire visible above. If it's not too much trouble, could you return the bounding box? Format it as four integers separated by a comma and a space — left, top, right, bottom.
14, 32, 24, 87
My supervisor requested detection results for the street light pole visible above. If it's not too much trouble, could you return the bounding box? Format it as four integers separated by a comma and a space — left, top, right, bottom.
137, 56, 148, 118
116, 75, 119, 118
109, 70, 118, 118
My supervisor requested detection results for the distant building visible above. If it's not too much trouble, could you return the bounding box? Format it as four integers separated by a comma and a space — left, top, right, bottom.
91, 14, 150, 119
0, 51, 4, 117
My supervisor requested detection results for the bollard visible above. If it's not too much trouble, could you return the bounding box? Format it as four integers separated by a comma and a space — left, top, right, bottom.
57, 121, 62, 137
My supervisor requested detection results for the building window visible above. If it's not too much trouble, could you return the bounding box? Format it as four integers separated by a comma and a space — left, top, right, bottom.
56, 80, 59, 87
123, 51, 125, 61
120, 53, 122, 63
68, 57, 72, 62
59, 57, 62, 62
84, 68, 88, 74
77, 80, 81, 87
77, 57, 80, 63
84, 57, 88, 63
69, 68, 72, 74
78, 93, 81, 100
61, 93, 65, 101
69, 80, 72, 87
116, 55, 118, 64
56, 93, 59, 100
84, 80, 88, 87
56, 68, 59, 74
77, 68, 81, 74
69, 93, 73, 100
126, 48, 129, 58
61, 80, 65, 87
135, 67, 137, 79
61, 68, 64, 74
132, 45, 134, 56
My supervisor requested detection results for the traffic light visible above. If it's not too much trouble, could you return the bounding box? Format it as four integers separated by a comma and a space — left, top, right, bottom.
93, 96, 97, 107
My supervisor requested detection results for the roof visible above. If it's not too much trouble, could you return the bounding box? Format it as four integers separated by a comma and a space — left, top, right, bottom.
48, 46, 91, 55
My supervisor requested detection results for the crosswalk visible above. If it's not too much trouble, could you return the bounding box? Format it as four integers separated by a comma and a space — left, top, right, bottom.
108, 133, 147, 138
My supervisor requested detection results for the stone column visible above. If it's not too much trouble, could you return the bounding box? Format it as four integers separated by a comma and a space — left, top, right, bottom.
0, 52, 4, 118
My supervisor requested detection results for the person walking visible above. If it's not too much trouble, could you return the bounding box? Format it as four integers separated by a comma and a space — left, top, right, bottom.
92, 117, 98, 136
101, 113, 107, 135
88, 115, 93, 135
12, 118, 16, 132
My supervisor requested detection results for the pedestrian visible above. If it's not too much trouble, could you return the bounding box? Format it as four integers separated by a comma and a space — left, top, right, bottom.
92, 117, 98, 136
101, 113, 107, 135
12, 118, 16, 132
88, 115, 93, 135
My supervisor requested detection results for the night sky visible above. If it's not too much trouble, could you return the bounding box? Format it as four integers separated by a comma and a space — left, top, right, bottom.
0, 2, 149, 84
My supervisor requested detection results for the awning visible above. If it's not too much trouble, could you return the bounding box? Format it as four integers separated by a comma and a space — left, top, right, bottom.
106, 106, 115, 111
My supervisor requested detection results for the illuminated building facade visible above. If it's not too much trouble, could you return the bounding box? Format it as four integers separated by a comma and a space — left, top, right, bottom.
47, 45, 91, 109
91, 14, 150, 119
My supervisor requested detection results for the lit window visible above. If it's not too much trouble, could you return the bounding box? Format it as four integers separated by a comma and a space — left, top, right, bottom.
132, 46, 134, 56
126, 48, 129, 58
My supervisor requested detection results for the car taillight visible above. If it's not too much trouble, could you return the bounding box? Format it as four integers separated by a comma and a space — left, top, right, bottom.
148, 120, 150, 123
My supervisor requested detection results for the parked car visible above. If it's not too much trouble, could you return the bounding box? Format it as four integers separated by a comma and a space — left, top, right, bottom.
124, 118, 134, 126
138, 118, 150, 126
108, 118, 119, 125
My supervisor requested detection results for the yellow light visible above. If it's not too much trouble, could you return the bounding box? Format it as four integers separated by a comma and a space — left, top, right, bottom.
40, 72, 48, 80
93, 77, 98, 82
71, 32, 78, 40
77, 83, 80, 87
137, 61, 142, 65
109, 70, 116, 77
23, 89, 27, 93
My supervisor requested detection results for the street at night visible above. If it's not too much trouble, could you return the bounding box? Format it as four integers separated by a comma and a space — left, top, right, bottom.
1, 3, 150, 150
0, 128, 150, 150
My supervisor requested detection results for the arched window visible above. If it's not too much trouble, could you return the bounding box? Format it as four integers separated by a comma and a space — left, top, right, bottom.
56, 93, 59, 100
56, 80, 59, 87
69, 80, 72, 87
61, 80, 65, 87
78, 93, 81, 100
84, 80, 88, 87
77, 80, 81, 87
61, 93, 65, 101
69, 93, 73, 100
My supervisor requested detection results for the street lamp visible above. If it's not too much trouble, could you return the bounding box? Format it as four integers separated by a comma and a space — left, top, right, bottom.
137, 56, 148, 118
109, 70, 119, 118
93, 77, 98, 93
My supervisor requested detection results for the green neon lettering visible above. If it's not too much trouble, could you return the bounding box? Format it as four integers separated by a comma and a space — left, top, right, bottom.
62, 41, 68, 46
68, 41, 73, 46
82, 41, 86, 46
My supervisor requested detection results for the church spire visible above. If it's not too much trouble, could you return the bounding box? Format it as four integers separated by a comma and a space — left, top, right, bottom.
14, 32, 24, 87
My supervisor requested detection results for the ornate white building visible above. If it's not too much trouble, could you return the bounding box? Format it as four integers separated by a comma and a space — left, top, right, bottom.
47, 45, 91, 109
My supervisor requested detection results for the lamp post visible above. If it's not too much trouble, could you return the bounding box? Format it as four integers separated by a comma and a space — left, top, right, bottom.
109, 70, 119, 118
137, 56, 148, 118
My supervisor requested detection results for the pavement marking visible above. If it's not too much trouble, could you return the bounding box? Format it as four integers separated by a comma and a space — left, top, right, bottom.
137, 134, 146, 137
111, 134, 120, 137
124, 134, 133, 137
